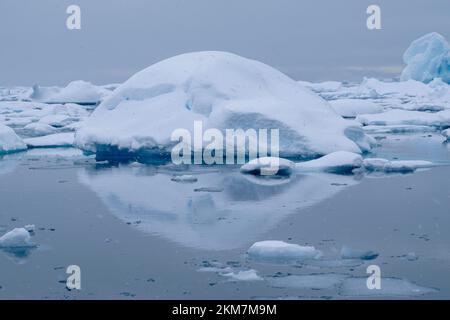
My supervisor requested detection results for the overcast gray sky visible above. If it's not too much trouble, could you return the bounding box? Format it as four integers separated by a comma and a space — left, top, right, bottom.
0, 0, 449, 86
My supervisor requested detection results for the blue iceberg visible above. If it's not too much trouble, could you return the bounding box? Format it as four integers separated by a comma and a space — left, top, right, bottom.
401, 32, 450, 84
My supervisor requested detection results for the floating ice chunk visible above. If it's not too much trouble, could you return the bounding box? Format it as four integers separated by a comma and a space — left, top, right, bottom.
171, 175, 198, 183
24, 225, 36, 233
24, 132, 75, 148
340, 277, 437, 297
0, 123, 27, 154
240, 157, 295, 176
363, 125, 436, 134
340, 245, 379, 260
443, 129, 450, 141
296, 151, 363, 174
0, 228, 35, 248
401, 32, 450, 84
357, 109, 450, 127
23, 122, 58, 136
75, 51, 372, 160
248, 240, 322, 262
30, 80, 111, 104
222, 269, 263, 282
25, 147, 84, 158
38, 114, 72, 127
269, 274, 348, 290
363, 158, 433, 173
329, 99, 383, 118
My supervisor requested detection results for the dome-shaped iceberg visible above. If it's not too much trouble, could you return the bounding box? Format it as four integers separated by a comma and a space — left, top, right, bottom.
75, 51, 373, 161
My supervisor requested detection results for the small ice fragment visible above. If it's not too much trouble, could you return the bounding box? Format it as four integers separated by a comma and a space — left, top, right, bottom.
248, 240, 322, 262
222, 269, 263, 282
24, 225, 35, 233
442, 129, 450, 141
340, 245, 379, 260
269, 274, 348, 290
0, 228, 35, 248
171, 175, 198, 183
240, 157, 295, 176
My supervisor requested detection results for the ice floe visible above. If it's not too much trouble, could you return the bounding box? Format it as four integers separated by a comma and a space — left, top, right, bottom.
170, 175, 198, 183
269, 274, 348, 290
24, 132, 75, 148
401, 32, 450, 84
0, 228, 35, 248
248, 240, 322, 262
30, 80, 111, 104
340, 245, 379, 260
22, 122, 58, 136
329, 99, 383, 118
295, 151, 363, 174
442, 128, 450, 141
0, 123, 27, 154
339, 277, 437, 297
363, 158, 434, 173
240, 157, 295, 176
357, 109, 450, 127
75, 51, 372, 160
222, 269, 263, 282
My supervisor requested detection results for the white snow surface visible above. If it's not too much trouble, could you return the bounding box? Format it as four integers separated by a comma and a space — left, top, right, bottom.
401, 32, 450, 84
75, 51, 372, 158
240, 157, 295, 176
248, 240, 322, 261
329, 99, 383, 118
0, 228, 35, 248
24, 132, 75, 148
0, 123, 27, 154
295, 151, 363, 173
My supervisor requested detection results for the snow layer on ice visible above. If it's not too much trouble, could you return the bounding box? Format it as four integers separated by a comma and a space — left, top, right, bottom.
295, 151, 363, 174
401, 32, 450, 84
248, 240, 322, 262
24, 132, 75, 148
0, 228, 35, 248
75, 51, 372, 159
0, 123, 27, 154
329, 99, 383, 118
363, 125, 436, 134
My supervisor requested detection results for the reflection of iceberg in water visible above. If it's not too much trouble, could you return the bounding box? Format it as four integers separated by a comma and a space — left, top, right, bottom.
78, 165, 359, 250
0, 153, 21, 176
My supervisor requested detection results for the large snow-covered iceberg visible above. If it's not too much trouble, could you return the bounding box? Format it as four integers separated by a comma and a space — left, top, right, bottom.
401, 32, 450, 84
0, 123, 27, 154
75, 51, 373, 160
